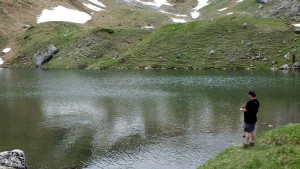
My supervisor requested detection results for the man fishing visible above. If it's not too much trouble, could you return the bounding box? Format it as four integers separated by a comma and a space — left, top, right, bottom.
240, 91, 260, 148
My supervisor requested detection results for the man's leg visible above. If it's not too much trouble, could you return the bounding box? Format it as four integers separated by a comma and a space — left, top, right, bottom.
245, 132, 250, 144
250, 131, 255, 142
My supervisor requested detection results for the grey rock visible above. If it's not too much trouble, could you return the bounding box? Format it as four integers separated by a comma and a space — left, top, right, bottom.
279, 64, 290, 70
292, 62, 300, 69
34, 45, 58, 67
284, 52, 290, 60
256, 0, 268, 4
0, 149, 27, 169
209, 50, 216, 55
289, 3, 300, 17
242, 22, 248, 28
259, 4, 264, 9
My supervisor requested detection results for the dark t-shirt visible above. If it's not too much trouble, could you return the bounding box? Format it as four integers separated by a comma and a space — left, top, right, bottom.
244, 99, 260, 124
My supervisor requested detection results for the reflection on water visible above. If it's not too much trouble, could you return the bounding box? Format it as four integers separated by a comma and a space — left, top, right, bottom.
0, 69, 299, 169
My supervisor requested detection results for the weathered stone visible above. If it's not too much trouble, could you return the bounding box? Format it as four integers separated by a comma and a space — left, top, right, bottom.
279, 64, 290, 70
209, 50, 215, 55
292, 62, 300, 69
284, 52, 291, 60
0, 149, 27, 169
242, 22, 248, 28
256, 0, 268, 4
259, 4, 264, 9
289, 3, 300, 17
34, 45, 58, 67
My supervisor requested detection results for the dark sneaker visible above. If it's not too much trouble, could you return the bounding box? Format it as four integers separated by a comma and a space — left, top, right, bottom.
249, 142, 255, 146
243, 143, 250, 148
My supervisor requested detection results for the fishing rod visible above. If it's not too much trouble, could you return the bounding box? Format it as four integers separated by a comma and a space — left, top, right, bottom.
214, 78, 243, 105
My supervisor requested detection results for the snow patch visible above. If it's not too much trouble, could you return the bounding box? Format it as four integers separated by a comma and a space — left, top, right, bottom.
293, 24, 300, 27
88, 0, 106, 8
0, 57, 3, 65
218, 8, 228, 12
227, 12, 234, 15
135, 0, 173, 8
2, 48, 11, 53
236, 0, 244, 2
171, 18, 186, 23
83, 3, 104, 11
37, 6, 92, 24
142, 26, 155, 29
191, 0, 210, 19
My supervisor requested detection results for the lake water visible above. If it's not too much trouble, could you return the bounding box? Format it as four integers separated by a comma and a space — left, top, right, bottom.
0, 69, 299, 169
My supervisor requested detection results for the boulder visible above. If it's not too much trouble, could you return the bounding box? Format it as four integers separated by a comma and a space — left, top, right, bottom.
289, 3, 300, 17
256, 0, 268, 4
0, 149, 27, 169
34, 45, 58, 67
292, 62, 300, 70
242, 22, 248, 28
209, 50, 216, 55
279, 64, 290, 70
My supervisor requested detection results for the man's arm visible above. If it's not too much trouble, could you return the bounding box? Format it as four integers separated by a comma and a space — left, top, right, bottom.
240, 107, 247, 112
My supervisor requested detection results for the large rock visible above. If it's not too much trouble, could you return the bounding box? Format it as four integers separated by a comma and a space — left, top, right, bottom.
34, 44, 58, 67
0, 150, 27, 169
289, 3, 300, 17
256, 0, 268, 4
292, 62, 300, 70
279, 64, 290, 70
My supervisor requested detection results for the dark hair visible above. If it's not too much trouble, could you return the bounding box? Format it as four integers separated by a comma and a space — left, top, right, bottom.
248, 91, 256, 97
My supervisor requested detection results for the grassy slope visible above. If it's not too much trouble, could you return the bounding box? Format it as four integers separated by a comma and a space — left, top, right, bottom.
121, 14, 299, 69
5, 22, 151, 68
198, 124, 300, 169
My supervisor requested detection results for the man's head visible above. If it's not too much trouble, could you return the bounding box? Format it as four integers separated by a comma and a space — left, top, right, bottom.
248, 91, 256, 99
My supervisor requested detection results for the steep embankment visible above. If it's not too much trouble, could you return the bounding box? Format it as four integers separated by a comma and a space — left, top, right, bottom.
198, 124, 300, 169
120, 14, 299, 69
4, 22, 151, 69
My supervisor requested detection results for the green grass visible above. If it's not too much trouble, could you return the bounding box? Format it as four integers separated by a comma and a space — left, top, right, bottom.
120, 14, 299, 69
198, 124, 300, 169
7, 22, 151, 69
0, 34, 6, 48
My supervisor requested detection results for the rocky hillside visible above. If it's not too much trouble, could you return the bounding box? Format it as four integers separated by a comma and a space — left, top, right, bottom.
0, 0, 299, 69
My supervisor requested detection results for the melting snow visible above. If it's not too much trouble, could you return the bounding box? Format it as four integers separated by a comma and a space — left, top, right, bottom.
191, 0, 210, 19
142, 26, 155, 29
37, 6, 92, 24
135, 0, 172, 8
227, 12, 233, 15
88, 0, 106, 8
83, 3, 105, 11
0, 57, 3, 65
218, 8, 228, 12
2, 48, 11, 53
236, 0, 244, 2
171, 18, 186, 23
293, 24, 300, 27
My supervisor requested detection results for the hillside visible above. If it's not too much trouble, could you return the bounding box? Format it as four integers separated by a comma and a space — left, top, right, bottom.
118, 14, 299, 70
0, 0, 299, 69
198, 124, 300, 169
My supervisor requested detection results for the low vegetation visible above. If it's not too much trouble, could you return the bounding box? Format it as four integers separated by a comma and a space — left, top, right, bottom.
121, 14, 299, 69
198, 123, 300, 169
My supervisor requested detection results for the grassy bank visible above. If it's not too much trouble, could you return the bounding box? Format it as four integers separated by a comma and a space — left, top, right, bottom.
198, 124, 300, 169
121, 14, 299, 69
5, 14, 299, 69
5, 22, 151, 69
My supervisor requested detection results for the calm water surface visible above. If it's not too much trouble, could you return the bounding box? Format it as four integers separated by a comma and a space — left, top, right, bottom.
0, 69, 299, 169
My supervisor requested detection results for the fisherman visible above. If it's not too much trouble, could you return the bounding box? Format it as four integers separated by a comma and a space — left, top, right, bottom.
240, 91, 260, 148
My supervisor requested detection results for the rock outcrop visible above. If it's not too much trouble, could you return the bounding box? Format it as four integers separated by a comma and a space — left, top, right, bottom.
34, 44, 58, 67
0, 149, 27, 169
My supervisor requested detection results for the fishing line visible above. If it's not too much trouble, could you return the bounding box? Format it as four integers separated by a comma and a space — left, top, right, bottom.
214, 78, 242, 105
